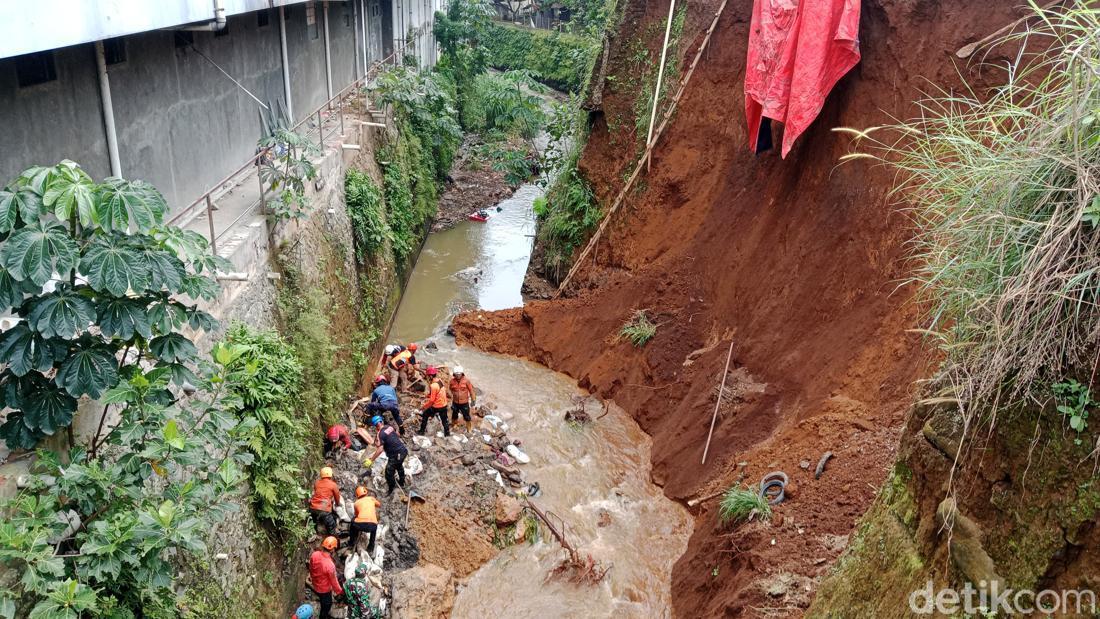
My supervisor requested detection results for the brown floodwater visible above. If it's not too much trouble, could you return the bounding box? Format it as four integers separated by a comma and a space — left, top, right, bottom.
385, 178, 692, 617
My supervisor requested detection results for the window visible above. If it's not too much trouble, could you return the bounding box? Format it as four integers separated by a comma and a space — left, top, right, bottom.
175, 31, 194, 48
257, 9, 271, 28
103, 38, 126, 65
15, 51, 56, 87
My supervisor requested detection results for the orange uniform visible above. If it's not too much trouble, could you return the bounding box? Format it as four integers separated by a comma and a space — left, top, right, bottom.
449, 376, 475, 405
354, 496, 381, 524
422, 380, 448, 409
309, 478, 342, 512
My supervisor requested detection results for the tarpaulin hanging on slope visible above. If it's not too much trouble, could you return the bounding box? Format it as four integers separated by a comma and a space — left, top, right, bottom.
745, 0, 861, 157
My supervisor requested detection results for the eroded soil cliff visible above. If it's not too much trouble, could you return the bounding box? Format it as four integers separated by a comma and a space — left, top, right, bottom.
453, 0, 1030, 615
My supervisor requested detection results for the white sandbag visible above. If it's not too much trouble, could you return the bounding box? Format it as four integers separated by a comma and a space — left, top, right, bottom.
344, 554, 360, 580
483, 414, 503, 428
334, 500, 353, 522
373, 545, 385, 569
412, 436, 432, 449
505, 444, 530, 464
404, 455, 424, 476
376, 523, 388, 542
482, 434, 491, 443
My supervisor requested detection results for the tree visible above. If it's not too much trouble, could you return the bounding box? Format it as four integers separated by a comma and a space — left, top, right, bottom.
0, 160, 226, 451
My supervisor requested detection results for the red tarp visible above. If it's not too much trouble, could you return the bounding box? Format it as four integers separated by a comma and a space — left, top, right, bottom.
745, 0, 861, 157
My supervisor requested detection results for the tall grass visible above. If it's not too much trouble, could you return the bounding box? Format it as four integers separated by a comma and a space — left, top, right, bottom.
719, 486, 771, 524
840, 5, 1100, 429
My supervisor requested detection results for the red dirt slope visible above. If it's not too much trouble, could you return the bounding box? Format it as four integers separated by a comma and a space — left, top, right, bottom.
455, 0, 1023, 615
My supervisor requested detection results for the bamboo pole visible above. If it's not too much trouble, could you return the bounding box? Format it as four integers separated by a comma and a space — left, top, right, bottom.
645, 0, 677, 173
555, 0, 730, 297
701, 340, 735, 465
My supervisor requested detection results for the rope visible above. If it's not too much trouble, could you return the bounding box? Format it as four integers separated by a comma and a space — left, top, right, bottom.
554, 0, 730, 297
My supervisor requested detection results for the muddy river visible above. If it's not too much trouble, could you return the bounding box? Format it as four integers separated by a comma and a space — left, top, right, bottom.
386, 179, 692, 617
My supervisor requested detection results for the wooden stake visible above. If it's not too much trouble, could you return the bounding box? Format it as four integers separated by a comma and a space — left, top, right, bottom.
701, 340, 735, 465
555, 0, 729, 297
645, 0, 677, 173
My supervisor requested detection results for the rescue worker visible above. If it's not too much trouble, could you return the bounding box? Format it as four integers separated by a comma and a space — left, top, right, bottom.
323, 424, 352, 455
350, 486, 381, 553
345, 563, 376, 619
448, 365, 476, 433
366, 415, 408, 496
347, 375, 404, 433
387, 343, 420, 390
308, 467, 341, 534
309, 536, 343, 619
417, 366, 450, 437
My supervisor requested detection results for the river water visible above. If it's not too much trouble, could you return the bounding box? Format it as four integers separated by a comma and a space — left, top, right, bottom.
386, 178, 692, 617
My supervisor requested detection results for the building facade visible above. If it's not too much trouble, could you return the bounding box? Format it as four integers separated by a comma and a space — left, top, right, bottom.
0, 0, 440, 212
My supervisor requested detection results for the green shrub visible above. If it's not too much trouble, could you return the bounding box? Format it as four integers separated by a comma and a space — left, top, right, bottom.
224, 323, 312, 550
345, 170, 390, 260
719, 486, 772, 524
619, 310, 657, 346
483, 22, 597, 92
840, 6, 1100, 420
376, 66, 462, 182
535, 147, 600, 280
463, 71, 546, 138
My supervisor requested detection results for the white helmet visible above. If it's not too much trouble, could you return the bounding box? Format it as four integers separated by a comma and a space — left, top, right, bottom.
384, 344, 397, 355
453, 365, 464, 375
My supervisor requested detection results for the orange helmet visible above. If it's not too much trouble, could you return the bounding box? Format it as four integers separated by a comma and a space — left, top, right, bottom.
425, 365, 438, 376
320, 467, 333, 479
407, 343, 418, 351
355, 486, 368, 498
322, 536, 338, 551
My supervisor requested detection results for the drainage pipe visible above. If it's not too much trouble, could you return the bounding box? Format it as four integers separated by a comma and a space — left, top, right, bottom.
279, 5, 294, 120
323, 1, 334, 101
352, 0, 361, 78
94, 40, 122, 177
361, 0, 369, 69
182, 0, 227, 31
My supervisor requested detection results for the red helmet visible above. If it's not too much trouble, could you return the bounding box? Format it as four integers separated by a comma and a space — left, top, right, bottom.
374, 374, 389, 385
425, 365, 438, 376
408, 343, 418, 352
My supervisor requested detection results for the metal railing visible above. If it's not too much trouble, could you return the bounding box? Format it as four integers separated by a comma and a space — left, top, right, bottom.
167, 29, 431, 254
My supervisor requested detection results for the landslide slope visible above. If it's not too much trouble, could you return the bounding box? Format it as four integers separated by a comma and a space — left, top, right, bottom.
456, 0, 1022, 615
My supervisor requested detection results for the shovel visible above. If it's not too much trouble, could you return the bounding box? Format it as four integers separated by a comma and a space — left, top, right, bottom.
403, 488, 426, 528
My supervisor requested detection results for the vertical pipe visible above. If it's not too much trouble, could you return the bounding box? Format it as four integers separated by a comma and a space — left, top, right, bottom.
352, 0, 361, 78
365, 0, 374, 69
257, 169, 267, 213
645, 0, 676, 172
279, 6, 295, 121
322, 0, 333, 102
94, 41, 122, 177
316, 110, 324, 149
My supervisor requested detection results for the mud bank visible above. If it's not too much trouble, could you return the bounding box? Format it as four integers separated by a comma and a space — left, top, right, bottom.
453, 0, 1030, 615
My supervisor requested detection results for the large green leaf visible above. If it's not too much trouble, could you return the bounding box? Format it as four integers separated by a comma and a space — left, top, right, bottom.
0, 268, 42, 312
146, 300, 188, 334
43, 162, 97, 227
20, 387, 77, 435
149, 333, 198, 364
95, 178, 167, 233
97, 297, 153, 340
154, 361, 199, 387
0, 413, 41, 450
81, 237, 149, 296
18, 166, 53, 195
179, 273, 219, 301
0, 187, 43, 232
56, 346, 119, 399
27, 290, 96, 339
138, 248, 185, 292
1, 220, 80, 286
152, 227, 208, 261
0, 323, 67, 376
